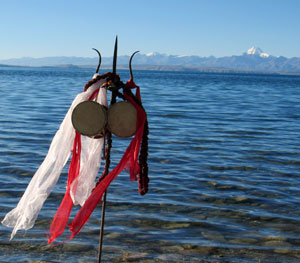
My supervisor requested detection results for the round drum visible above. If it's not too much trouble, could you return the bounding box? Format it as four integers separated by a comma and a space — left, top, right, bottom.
71, 101, 107, 137
107, 101, 137, 138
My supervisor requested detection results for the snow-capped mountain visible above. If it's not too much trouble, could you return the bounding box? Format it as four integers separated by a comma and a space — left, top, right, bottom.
1, 47, 300, 74
246, 47, 270, 58
146, 52, 166, 57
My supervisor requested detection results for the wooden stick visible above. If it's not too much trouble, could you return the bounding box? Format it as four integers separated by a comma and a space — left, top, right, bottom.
97, 36, 118, 262
97, 190, 107, 263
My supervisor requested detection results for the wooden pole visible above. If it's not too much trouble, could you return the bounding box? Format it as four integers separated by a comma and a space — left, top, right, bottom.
97, 190, 107, 263
97, 35, 118, 263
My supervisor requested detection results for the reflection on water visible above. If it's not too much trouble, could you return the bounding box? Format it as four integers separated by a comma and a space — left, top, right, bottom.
1, 67, 300, 262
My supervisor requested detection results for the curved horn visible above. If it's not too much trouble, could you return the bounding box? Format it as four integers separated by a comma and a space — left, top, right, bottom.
129, 51, 139, 81
92, 48, 102, 73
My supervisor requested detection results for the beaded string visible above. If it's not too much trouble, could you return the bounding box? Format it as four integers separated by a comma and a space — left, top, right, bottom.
122, 84, 149, 195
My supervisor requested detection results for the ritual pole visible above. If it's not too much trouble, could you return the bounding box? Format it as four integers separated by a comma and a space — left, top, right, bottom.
97, 36, 118, 263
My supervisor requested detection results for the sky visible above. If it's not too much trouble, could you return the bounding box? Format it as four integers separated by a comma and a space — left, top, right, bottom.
0, 0, 300, 59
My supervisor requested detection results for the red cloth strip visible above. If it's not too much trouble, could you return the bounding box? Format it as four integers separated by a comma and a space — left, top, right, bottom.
48, 131, 81, 244
68, 86, 146, 239
48, 77, 106, 244
88, 88, 100, 101
123, 81, 143, 181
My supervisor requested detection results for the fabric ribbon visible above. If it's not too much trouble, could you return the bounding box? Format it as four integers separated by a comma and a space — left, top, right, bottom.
2, 72, 146, 244
48, 80, 108, 244
124, 78, 143, 181
2, 77, 106, 240
71, 85, 108, 206
67, 79, 146, 240
48, 131, 81, 244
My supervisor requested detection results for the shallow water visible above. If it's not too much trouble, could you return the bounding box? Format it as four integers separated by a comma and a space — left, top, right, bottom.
1, 66, 300, 262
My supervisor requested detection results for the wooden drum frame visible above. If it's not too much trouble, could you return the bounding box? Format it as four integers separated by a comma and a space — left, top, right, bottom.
107, 101, 137, 138
71, 101, 107, 138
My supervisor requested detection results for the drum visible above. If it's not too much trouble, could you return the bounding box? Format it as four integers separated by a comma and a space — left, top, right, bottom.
107, 101, 137, 138
71, 101, 107, 138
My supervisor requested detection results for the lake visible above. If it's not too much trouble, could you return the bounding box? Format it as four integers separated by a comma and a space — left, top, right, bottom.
1, 66, 300, 262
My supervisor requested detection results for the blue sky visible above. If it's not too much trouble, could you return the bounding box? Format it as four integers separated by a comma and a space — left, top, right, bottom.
0, 0, 299, 59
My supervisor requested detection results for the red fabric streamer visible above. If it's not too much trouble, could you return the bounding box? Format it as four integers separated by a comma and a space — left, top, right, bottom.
88, 88, 100, 101
124, 79, 143, 181
48, 87, 101, 244
48, 77, 146, 243
68, 80, 146, 240
48, 131, 81, 244
126, 78, 141, 101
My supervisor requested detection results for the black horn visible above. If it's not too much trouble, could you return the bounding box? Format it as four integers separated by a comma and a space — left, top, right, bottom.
129, 51, 139, 81
92, 48, 101, 73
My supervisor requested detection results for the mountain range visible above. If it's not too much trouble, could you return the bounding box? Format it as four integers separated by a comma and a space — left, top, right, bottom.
1, 47, 300, 74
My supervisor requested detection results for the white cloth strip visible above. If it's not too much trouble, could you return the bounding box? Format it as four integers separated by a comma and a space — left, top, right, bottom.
2, 78, 106, 240
70, 85, 108, 206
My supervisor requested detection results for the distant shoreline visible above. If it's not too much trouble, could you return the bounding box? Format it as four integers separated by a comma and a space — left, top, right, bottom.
1, 63, 300, 76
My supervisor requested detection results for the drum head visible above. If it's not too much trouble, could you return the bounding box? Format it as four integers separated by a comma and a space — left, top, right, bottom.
72, 101, 107, 137
107, 101, 137, 138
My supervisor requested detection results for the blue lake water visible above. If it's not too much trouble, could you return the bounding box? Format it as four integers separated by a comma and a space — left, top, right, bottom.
1, 66, 300, 262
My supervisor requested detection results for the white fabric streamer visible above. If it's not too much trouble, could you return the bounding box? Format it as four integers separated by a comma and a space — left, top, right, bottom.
2, 77, 106, 239
70, 86, 107, 206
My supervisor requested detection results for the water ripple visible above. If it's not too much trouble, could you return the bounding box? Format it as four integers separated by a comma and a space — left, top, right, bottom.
1, 68, 300, 262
